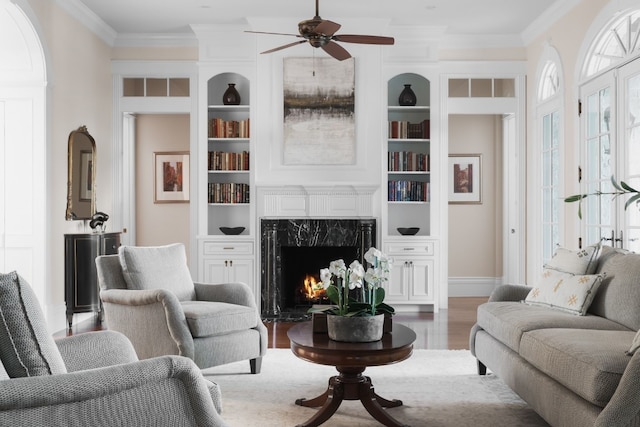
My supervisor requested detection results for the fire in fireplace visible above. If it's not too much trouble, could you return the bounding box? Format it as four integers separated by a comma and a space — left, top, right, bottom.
281, 245, 359, 315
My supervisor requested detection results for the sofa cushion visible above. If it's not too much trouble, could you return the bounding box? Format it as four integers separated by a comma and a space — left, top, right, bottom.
477, 301, 629, 352
118, 243, 196, 301
181, 301, 258, 338
519, 328, 633, 407
545, 244, 601, 274
0, 272, 67, 377
589, 247, 640, 330
524, 269, 603, 315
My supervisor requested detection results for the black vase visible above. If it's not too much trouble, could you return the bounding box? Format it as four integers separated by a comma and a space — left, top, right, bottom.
398, 84, 417, 106
222, 83, 241, 105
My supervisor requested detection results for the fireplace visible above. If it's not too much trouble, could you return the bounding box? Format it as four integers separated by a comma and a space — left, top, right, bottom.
260, 218, 376, 320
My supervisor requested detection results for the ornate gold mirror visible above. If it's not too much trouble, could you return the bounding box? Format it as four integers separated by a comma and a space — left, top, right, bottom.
65, 126, 96, 220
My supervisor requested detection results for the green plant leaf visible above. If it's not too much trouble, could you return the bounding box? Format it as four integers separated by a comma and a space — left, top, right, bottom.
625, 193, 640, 210
621, 181, 639, 193
373, 287, 385, 306
325, 285, 340, 305
611, 176, 625, 192
564, 194, 587, 203
376, 302, 395, 315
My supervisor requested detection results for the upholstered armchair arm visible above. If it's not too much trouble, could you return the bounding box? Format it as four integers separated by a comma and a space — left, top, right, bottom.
100, 288, 194, 360
488, 284, 531, 302
594, 350, 640, 427
194, 282, 257, 309
0, 355, 228, 426
56, 330, 138, 372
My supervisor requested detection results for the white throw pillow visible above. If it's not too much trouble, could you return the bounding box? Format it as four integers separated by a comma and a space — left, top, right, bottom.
627, 330, 640, 356
524, 268, 604, 315
544, 244, 601, 275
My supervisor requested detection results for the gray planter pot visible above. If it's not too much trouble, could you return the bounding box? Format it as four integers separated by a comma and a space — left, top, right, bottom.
326, 313, 384, 342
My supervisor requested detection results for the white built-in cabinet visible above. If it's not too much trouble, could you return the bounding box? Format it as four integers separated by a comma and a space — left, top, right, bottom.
198, 69, 256, 289
382, 73, 438, 310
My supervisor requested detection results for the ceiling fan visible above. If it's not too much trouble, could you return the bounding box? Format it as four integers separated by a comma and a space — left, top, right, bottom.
245, 0, 395, 61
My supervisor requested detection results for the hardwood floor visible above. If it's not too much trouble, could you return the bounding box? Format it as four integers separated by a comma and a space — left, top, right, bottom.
56, 297, 487, 350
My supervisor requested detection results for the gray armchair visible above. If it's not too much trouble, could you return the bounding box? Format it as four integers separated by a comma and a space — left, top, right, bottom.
0, 271, 227, 426
96, 243, 267, 373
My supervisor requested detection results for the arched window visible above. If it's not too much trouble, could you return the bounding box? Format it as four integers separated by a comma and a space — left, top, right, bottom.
536, 45, 564, 265
584, 10, 640, 78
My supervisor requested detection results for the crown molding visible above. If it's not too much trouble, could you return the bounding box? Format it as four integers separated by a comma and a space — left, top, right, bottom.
54, 0, 116, 46
113, 32, 197, 48
440, 34, 525, 50
521, 0, 583, 45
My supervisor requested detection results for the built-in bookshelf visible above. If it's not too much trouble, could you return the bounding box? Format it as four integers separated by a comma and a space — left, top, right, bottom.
386, 74, 431, 237
206, 73, 252, 236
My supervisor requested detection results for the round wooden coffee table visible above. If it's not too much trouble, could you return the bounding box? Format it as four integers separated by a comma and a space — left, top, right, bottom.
288, 321, 416, 427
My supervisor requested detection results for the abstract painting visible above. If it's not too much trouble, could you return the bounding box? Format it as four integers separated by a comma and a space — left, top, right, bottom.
283, 57, 355, 165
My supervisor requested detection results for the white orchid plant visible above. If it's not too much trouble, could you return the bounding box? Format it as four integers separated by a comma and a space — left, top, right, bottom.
309, 247, 394, 317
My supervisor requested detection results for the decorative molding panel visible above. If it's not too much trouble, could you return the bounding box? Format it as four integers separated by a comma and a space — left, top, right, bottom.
258, 185, 377, 218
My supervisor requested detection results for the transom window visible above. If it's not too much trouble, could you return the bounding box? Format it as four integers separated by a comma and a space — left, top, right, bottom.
584, 10, 640, 78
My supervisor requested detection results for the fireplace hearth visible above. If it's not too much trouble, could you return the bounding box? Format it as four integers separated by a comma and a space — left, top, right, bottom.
260, 218, 375, 320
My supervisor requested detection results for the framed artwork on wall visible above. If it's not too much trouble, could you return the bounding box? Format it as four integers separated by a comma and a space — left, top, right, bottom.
154, 151, 190, 203
448, 154, 482, 204
282, 57, 355, 165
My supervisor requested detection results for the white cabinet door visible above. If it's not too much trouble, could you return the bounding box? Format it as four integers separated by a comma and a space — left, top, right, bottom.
408, 258, 434, 302
385, 258, 410, 302
202, 258, 254, 285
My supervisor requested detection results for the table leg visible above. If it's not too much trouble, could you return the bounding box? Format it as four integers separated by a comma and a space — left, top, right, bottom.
294, 367, 409, 427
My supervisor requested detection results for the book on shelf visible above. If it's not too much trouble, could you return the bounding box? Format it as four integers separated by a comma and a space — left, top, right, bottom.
388, 180, 430, 202
208, 117, 250, 138
388, 152, 430, 172
207, 183, 250, 204
208, 151, 250, 171
388, 119, 430, 139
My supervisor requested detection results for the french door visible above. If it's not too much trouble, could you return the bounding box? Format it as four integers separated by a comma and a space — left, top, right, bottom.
580, 58, 640, 251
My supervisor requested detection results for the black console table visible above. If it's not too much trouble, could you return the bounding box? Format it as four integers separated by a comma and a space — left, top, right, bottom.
64, 232, 120, 329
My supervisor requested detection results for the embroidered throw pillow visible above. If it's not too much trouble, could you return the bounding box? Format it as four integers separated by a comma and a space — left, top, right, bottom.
544, 244, 601, 275
524, 268, 604, 315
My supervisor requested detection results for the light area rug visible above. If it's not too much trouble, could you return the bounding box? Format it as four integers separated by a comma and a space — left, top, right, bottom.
202, 349, 549, 427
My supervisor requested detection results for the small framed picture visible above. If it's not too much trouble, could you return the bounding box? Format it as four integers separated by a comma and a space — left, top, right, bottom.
154, 151, 190, 203
448, 154, 482, 204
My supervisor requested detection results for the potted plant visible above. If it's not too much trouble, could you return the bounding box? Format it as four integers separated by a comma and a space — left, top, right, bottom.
564, 176, 640, 218
309, 247, 394, 342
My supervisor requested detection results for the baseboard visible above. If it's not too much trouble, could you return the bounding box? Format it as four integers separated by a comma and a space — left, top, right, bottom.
448, 277, 501, 297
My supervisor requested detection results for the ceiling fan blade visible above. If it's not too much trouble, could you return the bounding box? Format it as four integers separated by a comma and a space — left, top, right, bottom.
261, 40, 306, 54
333, 34, 395, 45
314, 20, 341, 36
322, 41, 351, 61
245, 30, 302, 38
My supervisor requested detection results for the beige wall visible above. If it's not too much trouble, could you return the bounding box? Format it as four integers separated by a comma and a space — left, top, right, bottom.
25, 0, 113, 321
448, 115, 503, 278
135, 114, 191, 256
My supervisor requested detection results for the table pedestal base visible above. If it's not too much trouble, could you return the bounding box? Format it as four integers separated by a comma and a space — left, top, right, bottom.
295, 366, 409, 427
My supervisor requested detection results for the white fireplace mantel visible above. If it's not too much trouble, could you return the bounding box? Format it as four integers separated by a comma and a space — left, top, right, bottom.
257, 185, 379, 218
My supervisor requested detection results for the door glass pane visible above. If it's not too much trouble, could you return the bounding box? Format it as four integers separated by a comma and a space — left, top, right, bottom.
542, 114, 550, 150
600, 87, 611, 134
600, 135, 612, 179
587, 93, 598, 138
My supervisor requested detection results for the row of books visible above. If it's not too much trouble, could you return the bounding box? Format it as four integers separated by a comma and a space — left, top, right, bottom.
388, 119, 430, 139
208, 118, 250, 138
208, 151, 249, 171
388, 152, 430, 172
207, 183, 250, 204
388, 180, 430, 202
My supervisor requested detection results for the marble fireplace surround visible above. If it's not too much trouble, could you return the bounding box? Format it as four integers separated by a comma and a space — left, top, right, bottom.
260, 218, 376, 320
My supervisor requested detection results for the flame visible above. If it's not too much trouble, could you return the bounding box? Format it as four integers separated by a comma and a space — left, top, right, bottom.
302, 275, 326, 300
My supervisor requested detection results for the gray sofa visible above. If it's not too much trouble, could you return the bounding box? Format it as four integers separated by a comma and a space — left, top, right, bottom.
470, 245, 640, 427
0, 271, 228, 426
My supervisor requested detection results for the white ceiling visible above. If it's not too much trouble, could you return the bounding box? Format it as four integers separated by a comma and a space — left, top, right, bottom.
67, 0, 578, 46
